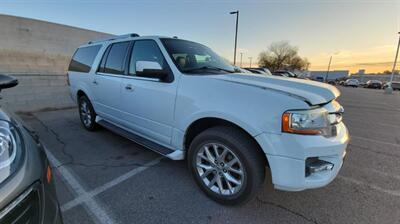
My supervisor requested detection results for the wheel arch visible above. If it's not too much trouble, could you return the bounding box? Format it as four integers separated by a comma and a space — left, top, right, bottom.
183, 117, 269, 167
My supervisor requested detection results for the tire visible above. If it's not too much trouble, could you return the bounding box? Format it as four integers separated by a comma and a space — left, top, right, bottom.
78, 95, 99, 131
188, 126, 266, 205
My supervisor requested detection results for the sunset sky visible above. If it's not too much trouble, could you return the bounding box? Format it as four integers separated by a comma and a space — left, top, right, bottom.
0, 0, 399, 73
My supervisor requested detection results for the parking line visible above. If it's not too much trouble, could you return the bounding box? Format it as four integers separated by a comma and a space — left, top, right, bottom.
338, 175, 400, 197
61, 157, 162, 212
345, 164, 400, 182
351, 135, 400, 148
45, 149, 118, 224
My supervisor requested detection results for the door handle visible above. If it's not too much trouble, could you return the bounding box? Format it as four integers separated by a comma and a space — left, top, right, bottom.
125, 84, 134, 91
93, 80, 98, 85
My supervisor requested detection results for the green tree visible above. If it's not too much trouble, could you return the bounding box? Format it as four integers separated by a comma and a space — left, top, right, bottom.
258, 41, 309, 71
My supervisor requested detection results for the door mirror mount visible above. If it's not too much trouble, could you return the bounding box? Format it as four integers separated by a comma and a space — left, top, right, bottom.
135, 61, 168, 80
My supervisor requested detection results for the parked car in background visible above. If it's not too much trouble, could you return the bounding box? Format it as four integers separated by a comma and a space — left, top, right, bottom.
327, 80, 336, 85
272, 70, 297, 78
254, 68, 273, 76
244, 68, 270, 75
244, 68, 273, 76
233, 66, 253, 74
383, 81, 400, 91
365, 80, 382, 89
0, 74, 63, 223
68, 34, 349, 205
344, 79, 359, 87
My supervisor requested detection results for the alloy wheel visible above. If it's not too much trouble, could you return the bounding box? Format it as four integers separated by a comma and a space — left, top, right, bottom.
195, 143, 245, 196
80, 101, 92, 127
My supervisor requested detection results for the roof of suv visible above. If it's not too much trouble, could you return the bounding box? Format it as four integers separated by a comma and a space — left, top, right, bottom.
80, 34, 173, 48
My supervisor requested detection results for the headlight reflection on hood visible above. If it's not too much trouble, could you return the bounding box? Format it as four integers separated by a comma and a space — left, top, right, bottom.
0, 120, 23, 185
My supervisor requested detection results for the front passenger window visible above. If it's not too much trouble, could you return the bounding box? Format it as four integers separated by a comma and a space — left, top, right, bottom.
129, 40, 167, 75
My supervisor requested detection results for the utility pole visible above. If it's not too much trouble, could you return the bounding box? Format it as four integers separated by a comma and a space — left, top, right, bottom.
385, 32, 400, 94
248, 57, 253, 68
240, 53, 243, 67
325, 56, 332, 83
230, 10, 239, 65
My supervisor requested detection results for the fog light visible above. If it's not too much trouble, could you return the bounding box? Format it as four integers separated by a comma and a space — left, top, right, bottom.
305, 158, 334, 177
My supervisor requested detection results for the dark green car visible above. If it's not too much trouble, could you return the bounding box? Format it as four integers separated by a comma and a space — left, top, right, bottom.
0, 74, 63, 224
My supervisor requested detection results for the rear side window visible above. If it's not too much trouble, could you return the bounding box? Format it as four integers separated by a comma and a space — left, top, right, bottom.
68, 45, 101, 73
103, 42, 130, 75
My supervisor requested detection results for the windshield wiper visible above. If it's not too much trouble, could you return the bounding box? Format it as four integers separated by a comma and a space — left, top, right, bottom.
183, 66, 235, 74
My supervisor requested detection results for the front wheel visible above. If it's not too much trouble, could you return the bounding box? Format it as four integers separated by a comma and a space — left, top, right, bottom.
78, 95, 99, 131
188, 126, 266, 205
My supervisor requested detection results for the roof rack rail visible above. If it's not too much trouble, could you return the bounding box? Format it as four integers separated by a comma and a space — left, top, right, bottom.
88, 33, 140, 44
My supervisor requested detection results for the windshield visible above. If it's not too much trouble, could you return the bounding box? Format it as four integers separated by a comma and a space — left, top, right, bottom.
161, 38, 235, 74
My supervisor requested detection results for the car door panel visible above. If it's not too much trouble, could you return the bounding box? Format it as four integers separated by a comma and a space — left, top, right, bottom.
120, 77, 176, 145
91, 41, 131, 124
119, 40, 177, 146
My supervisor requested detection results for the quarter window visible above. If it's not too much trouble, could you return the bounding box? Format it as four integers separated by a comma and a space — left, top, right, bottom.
68, 45, 101, 73
103, 41, 130, 75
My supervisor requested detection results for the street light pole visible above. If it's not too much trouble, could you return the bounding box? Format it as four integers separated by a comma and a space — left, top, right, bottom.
386, 32, 400, 94
248, 57, 253, 68
230, 10, 239, 65
325, 56, 332, 83
240, 53, 243, 67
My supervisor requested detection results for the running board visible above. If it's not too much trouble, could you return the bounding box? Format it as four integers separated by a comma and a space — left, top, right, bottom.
97, 119, 179, 158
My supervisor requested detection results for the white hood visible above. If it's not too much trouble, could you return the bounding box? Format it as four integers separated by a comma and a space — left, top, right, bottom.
212, 74, 340, 105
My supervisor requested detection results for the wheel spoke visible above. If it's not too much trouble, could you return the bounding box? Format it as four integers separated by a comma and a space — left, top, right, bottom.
216, 176, 224, 194
199, 154, 213, 163
204, 147, 215, 161
224, 173, 241, 186
208, 175, 218, 187
212, 144, 220, 158
226, 157, 238, 168
197, 163, 213, 170
218, 147, 228, 161
200, 169, 213, 179
225, 178, 234, 194
228, 167, 243, 176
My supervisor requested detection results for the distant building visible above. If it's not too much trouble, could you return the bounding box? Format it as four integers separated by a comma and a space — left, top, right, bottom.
357, 69, 366, 75
309, 70, 350, 81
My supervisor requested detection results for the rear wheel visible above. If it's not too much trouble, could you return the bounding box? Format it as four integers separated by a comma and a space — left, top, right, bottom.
188, 126, 266, 205
78, 95, 99, 131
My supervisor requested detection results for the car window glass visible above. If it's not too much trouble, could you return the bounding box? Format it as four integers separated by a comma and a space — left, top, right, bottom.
104, 41, 130, 75
68, 45, 101, 73
129, 40, 166, 75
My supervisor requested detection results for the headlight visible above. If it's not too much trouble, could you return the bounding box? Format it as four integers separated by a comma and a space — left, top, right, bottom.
282, 107, 342, 136
0, 120, 23, 184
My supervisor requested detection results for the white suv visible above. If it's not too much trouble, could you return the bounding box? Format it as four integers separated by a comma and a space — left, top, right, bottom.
68, 34, 349, 204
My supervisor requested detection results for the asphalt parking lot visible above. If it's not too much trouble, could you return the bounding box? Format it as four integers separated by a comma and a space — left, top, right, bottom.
19, 86, 400, 224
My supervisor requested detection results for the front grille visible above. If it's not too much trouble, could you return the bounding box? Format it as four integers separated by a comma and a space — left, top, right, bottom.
0, 186, 40, 224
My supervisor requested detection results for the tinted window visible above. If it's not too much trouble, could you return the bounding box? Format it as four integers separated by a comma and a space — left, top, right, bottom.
104, 42, 130, 75
68, 45, 101, 73
129, 40, 167, 75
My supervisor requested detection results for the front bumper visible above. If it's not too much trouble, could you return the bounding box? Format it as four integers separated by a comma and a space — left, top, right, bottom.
0, 123, 63, 224
256, 122, 349, 191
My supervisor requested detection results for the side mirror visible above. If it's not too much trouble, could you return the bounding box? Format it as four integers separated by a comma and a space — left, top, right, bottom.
0, 74, 18, 90
136, 61, 168, 80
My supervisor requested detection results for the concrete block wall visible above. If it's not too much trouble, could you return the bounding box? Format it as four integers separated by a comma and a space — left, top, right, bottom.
0, 14, 110, 112
1, 74, 75, 112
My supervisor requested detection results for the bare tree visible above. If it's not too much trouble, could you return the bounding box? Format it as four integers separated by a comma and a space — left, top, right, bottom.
258, 41, 309, 71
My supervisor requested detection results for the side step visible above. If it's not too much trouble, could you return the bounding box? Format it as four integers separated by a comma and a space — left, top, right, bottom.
97, 119, 175, 156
